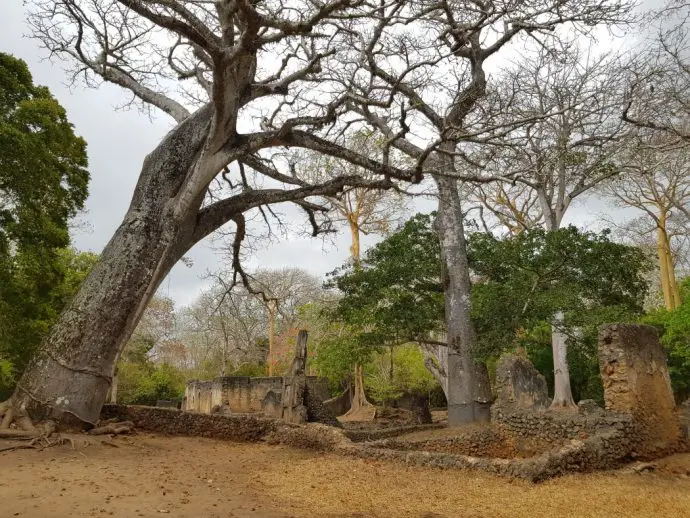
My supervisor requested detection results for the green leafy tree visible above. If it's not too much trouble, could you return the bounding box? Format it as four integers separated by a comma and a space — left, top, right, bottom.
643, 278, 690, 401
331, 214, 651, 402
0, 52, 89, 381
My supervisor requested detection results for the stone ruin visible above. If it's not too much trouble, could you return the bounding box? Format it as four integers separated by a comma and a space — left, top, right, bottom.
103, 322, 687, 482
493, 353, 550, 412
182, 330, 337, 426
598, 324, 682, 456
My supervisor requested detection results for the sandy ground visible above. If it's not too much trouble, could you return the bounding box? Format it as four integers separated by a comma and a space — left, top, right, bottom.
1, 434, 689, 518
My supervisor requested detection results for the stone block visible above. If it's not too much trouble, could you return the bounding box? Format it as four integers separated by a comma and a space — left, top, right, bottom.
598, 323, 681, 455
494, 354, 549, 411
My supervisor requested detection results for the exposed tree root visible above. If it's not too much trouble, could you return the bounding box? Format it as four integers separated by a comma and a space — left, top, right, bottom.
89, 420, 134, 436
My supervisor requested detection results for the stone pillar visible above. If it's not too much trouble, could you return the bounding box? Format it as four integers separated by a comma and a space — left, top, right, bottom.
598, 324, 681, 455
493, 354, 549, 411
281, 330, 309, 424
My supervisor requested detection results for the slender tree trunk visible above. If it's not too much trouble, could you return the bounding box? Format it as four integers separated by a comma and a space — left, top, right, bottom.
1, 108, 213, 429
657, 211, 680, 310
537, 197, 577, 409
267, 300, 277, 376
434, 174, 479, 426
341, 221, 375, 421
550, 311, 576, 409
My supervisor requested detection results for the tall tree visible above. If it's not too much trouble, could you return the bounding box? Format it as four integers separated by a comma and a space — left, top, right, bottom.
605, 140, 690, 310
331, 215, 649, 402
297, 131, 406, 419
341, 1, 633, 423
0, 52, 89, 388
465, 40, 628, 408
2, 0, 421, 431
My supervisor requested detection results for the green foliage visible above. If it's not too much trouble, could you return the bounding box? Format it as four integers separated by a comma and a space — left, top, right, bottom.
365, 344, 441, 404
0, 358, 13, 399
643, 278, 690, 401
469, 226, 650, 358
330, 213, 651, 400
328, 213, 443, 345
0, 53, 90, 379
230, 363, 268, 377
311, 333, 372, 392
117, 362, 185, 406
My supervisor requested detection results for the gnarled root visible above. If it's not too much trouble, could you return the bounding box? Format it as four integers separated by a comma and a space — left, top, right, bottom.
89, 420, 134, 436
0, 398, 57, 438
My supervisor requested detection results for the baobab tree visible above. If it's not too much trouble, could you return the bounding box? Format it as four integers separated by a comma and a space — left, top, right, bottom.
339, 1, 633, 424
295, 132, 406, 420
0, 0, 420, 433
605, 140, 690, 310
464, 40, 630, 409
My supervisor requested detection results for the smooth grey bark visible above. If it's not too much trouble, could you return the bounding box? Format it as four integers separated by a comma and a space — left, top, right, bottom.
550, 311, 576, 409
434, 174, 480, 426
8, 107, 214, 427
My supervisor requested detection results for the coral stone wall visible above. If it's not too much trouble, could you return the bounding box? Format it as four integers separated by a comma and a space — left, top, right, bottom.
183, 375, 329, 415
598, 324, 682, 455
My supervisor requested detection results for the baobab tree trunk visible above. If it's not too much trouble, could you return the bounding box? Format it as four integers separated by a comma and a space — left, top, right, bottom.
550, 311, 576, 410
341, 221, 375, 421
434, 174, 480, 425
0, 107, 213, 431
267, 300, 277, 376
657, 211, 681, 310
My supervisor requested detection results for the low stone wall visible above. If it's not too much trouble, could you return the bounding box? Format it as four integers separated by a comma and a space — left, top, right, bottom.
183, 375, 329, 415
265, 423, 633, 482
343, 423, 443, 443
101, 404, 277, 442
491, 407, 635, 444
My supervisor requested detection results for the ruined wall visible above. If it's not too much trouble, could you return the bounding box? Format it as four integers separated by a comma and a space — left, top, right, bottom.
494, 353, 549, 411
183, 381, 215, 414
183, 376, 329, 415
598, 323, 682, 455
492, 406, 635, 444
101, 405, 276, 442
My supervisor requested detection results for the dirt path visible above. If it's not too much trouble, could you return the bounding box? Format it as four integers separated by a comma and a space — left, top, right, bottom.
1, 434, 689, 517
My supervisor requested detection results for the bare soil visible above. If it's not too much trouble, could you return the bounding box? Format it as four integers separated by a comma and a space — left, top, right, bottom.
1, 434, 689, 518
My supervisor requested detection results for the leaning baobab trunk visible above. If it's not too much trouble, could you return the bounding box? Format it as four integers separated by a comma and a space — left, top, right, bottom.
550, 311, 576, 409
435, 174, 479, 425
0, 108, 212, 430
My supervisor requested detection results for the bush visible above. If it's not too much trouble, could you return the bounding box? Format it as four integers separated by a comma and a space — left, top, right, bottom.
117, 362, 185, 406
643, 278, 690, 402
0, 358, 13, 400
365, 344, 441, 405
230, 363, 268, 377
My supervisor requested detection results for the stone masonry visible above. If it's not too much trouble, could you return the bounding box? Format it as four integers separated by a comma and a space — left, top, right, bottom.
598, 323, 682, 456
494, 353, 549, 411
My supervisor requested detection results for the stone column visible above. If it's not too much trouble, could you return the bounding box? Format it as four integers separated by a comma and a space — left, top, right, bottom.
598, 324, 681, 456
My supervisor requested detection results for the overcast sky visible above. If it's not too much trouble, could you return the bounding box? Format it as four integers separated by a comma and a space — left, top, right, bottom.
0, 2, 628, 308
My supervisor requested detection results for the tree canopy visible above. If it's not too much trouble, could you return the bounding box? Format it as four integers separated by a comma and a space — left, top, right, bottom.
0, 52, 91, 388
328, 213, 651, 400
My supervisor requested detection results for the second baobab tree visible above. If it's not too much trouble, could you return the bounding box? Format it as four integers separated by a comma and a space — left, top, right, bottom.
296, 132, 407, 420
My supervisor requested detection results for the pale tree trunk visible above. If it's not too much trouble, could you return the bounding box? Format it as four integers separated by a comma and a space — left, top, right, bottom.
657, 210, 681, 310
341, 220, 375, 421
267, 300, 277, 376
434, 174, 481, 425
538, 193, 577, 409
550, 311, 576, 409
0, 107, 213, 430
109, 368, 118, 405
